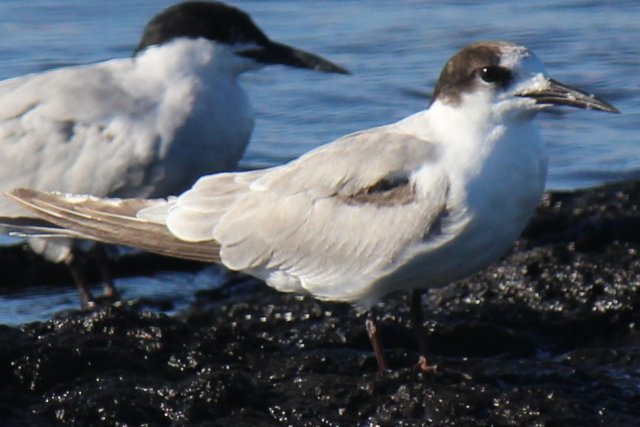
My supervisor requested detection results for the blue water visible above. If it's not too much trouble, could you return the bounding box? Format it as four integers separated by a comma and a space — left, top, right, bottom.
0, 0, 638, 324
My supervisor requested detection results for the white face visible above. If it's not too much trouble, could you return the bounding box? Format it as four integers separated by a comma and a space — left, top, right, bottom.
492, 48, 551, 116
490, 45, 616, 116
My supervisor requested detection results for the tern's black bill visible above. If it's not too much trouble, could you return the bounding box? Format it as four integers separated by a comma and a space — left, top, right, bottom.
239, 40, 349, 75
519, 78, 619, 113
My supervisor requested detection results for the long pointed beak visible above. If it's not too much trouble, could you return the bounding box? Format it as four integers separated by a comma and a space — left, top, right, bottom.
518, 78, 619, 113
238, 40, 350, 75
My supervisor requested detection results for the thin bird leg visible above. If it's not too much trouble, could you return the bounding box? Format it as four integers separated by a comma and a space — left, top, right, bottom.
64, 254, 94, 309
92, 244, 119, 299
365, 310, 388, 371
410, 289, 436, 372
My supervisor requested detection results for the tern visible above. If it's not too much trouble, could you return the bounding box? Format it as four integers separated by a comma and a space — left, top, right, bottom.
0, 1, 347, 307
3, 41, 617, 370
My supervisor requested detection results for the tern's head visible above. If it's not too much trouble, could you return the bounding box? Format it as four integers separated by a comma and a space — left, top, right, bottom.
134, 1, 348, 75
431, 41, 618, 117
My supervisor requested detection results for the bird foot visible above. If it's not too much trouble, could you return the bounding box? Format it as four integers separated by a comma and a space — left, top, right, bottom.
415, 355, 437, 373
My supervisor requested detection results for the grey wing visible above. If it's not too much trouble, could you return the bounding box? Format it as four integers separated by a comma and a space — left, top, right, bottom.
163, 126, 450, 301
0, 61, 164, 217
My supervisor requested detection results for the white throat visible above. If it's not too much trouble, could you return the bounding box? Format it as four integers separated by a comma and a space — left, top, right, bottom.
133, 38, 260, 83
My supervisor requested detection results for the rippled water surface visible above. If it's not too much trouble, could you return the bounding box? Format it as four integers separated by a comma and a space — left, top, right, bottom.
0, 0, 638, 323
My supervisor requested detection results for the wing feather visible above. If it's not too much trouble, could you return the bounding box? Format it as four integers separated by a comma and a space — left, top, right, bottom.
0, 59, 165, 217
5, 189, 220, 263
5, 125, 449, 303
165, 126, 448, 300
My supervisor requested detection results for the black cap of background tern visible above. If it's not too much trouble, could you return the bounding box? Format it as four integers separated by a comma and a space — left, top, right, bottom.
134, 1, 349, 75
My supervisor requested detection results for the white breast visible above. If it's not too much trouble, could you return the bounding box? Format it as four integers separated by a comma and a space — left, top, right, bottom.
357, 102, 548, 305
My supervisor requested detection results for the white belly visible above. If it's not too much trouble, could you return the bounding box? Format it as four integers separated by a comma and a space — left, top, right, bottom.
363, 121, 548, 305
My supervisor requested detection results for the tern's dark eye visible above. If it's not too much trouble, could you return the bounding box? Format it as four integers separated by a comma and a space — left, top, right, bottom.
478, 66, 512, 86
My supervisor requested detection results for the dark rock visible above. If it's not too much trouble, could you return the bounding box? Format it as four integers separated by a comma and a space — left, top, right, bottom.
1, 179, 640, 425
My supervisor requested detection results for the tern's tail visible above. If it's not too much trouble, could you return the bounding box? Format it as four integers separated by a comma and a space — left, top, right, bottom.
2, 189, 221, 263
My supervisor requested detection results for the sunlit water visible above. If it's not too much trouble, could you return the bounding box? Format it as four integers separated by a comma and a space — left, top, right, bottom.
0, 0, 638, 324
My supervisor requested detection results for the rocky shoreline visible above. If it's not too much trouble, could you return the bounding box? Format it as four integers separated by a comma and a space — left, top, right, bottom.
1, 180, 639, 426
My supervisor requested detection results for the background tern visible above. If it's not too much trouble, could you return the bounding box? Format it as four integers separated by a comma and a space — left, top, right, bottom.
0, 1, 347, 307
3, 41, 617, 370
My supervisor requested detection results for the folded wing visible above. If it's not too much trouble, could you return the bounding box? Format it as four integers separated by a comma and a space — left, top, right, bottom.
5, 189, 220, 263
162, 126, 449, 299
5, 125, 449, 301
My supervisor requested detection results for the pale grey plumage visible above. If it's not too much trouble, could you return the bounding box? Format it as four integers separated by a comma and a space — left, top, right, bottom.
160, 128, 448, 301
0, 48, 251, 218
5, 125, 450, 304
0, 44, 248, 264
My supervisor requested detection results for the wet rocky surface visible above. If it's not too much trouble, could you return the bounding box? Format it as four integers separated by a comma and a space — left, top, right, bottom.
1, 180, 640, 426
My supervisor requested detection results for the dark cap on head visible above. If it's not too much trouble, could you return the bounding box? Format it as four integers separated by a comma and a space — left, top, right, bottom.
431, 42, 512, 106
132, 1, 349, 74
135, 1, 269, 54
431, 41, 618, 114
